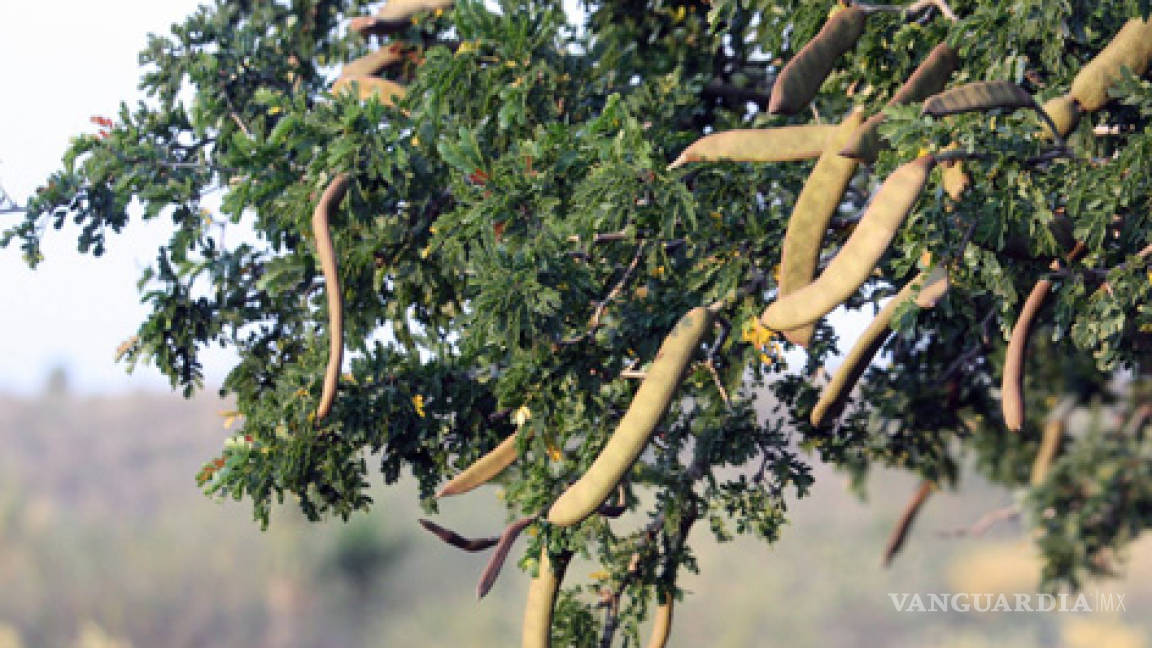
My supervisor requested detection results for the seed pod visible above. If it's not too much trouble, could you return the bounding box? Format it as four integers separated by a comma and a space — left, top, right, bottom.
922, 81, 1035, 117
1002, 244, 1085, 431
547, 308, 714, 527
1038, 94, 1080, 139
312, 174, 350, 422
645, 593, 674, 648
417, 519, 499, 552
883, 480, 934, 567
1030, 417, 1065, 486
769, 6, 868, 114
761, 155, 937, 332
841, 43, 959, 161
351, 0, 454, 36
668, 125, 837, 169
1069, 18, 1152, 112
810, 267, 949, 427
437, 431, 523, 498
331, 76, 406, 105
778, 108, 867, 347
1001, 279, 1050, 432
522, 549, 571, 648
341, 44, 409, 78
477, 517, 535, 598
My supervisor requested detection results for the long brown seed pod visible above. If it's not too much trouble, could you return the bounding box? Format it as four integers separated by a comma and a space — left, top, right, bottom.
477, 517, 535, 598
418, 518, 500, 552
840, 43, 958, 161
810, 267, 949, 427
1002, 244, 1086, 431
522, 549, 571, 648
922, 81, 1036, 117
312, 173, 350, 422
882, 480, 934, 567
668, 125, 837, 169
547, 308, 714, 527
437, 431, 523, 498
778, 108, 867, 347
340, 44, 409, 78
769, 6, 868, 114
761, 154, 937, 332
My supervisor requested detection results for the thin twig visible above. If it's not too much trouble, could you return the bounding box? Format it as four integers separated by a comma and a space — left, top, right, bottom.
938, 505, 1019, 538
561, 242, 647, 345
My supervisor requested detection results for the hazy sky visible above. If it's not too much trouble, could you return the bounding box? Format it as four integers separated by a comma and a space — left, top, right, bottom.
0, 1, 232, 395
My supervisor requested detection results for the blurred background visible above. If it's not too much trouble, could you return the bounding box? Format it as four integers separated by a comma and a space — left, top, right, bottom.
1, 3, 1151, 647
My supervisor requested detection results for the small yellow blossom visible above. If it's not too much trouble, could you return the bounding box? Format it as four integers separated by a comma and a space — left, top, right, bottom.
412, 394, 426, 418
545, 440, 562, 462
267, 106, 283, 115
219, 410, 241, 430
411, 135, 420, 146
513, 405, 532, 426
588, 570, 611, 581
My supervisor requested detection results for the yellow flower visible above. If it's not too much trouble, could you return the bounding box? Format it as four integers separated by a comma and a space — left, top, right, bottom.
513, 405, 532, 426
412, 394, 426, 418
588, 570, 611, 581
411, 135, 420, 146
267, 105, 283, 115
545, 440, 562, 462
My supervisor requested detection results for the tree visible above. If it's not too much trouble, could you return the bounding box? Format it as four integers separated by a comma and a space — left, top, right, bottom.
4, 0, 1152, 644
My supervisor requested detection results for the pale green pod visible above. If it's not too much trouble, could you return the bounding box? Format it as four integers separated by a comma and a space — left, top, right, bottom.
761, 155, 937, 332
436, 430, 524, 497
522, 549, 570, 648
1038, 94, 1080, 139
810, 267, 949, 427
840, 43, 958, 161
547, 308, 714, 526
769, 6, 868, 114
668, 126, 837, 169
778, 108, 867, 347
1069, 18, 1152, 111
645, 594, 673, 648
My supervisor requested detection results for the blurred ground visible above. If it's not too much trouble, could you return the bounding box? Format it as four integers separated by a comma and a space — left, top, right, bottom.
0, 376, 1149, 647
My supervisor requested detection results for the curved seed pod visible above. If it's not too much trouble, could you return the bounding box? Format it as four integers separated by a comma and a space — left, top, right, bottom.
341, 44, 409, 78
1002, 244, 1085, 431
778, 108, 867, 347
840, 43, 959, 161
1031, 417, 1065, 486
477, 517, 534, 598
810, 267, 949, 427
1038, 95, 1081, 139
1069, 18, 1152, 112
351, 0, 454, 36
769, 6, 868, 114
522, 549, 571, 648
548, 308, 714, 527
331, 76, 406, 105
313, 174, 350, 422
645, 593, 674, 648
922, 81, 1035, 117
883, 480, 934, 567
437, 431, 523, 498
668, 126, 836, 169
1001, 279, 1051, 432
417, 519, 499, 552
761, 154, 937, 332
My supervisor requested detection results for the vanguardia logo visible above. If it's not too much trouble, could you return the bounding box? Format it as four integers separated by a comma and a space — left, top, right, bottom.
888, 592, 1127, 613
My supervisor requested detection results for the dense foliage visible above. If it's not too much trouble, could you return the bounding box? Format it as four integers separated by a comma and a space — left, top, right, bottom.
5, 0, 1152, 643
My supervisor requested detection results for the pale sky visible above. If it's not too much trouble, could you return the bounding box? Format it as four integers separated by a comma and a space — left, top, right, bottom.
0, 1, 229, 395
0, 1, 860, 397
